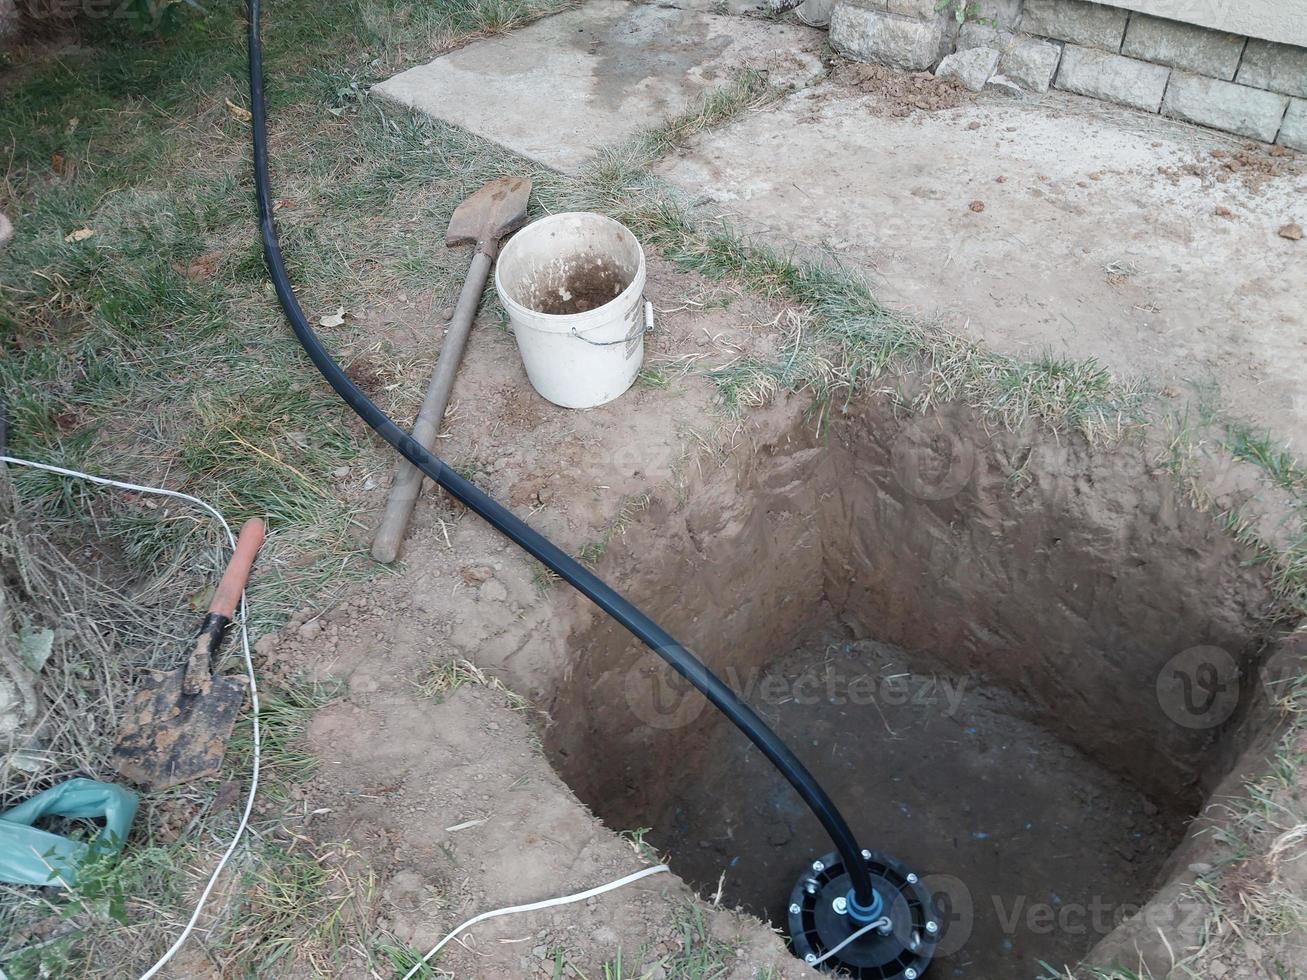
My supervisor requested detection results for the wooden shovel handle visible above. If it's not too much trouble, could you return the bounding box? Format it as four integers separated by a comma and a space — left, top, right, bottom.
210, 519, 265, 619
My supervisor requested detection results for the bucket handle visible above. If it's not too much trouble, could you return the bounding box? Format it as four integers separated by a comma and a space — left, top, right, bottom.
568, 298, 655, 347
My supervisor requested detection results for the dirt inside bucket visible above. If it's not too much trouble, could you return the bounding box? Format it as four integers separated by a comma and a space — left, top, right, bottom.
518, 253, 632, 315
541, 401, 1278, 977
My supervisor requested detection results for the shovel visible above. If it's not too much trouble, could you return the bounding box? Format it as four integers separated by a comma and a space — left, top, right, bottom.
112, 518, 265, 790
371, 176, 533, 564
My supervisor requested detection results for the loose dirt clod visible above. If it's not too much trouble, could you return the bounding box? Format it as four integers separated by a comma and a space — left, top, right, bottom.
835, 61, 970, 116
1279, 222, 1303, 241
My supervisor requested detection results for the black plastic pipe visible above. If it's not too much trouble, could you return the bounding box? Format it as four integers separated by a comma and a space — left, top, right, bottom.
246, 0, 875, 908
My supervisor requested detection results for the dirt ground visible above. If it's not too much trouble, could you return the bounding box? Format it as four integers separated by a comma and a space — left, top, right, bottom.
251, 257, 815, 978
249, 238, 1294, 978
655, 71, 1307, 439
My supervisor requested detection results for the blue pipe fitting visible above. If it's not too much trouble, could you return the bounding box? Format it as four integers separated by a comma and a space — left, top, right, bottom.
846, 886, 884, 924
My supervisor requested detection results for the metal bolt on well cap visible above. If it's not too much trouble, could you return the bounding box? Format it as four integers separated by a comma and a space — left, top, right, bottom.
861, 849, 872, 859
812, 860, 825, 872
804, 953, 818, 965
905, 970, 918, 980
790, 903, 802, 915
906, 872, 918, 883
832, 896, 848, 914
926, 920, 939, 934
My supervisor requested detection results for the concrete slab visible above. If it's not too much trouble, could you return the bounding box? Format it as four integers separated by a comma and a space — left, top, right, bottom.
655, 82, 1307, 436
371, 0, 824, 173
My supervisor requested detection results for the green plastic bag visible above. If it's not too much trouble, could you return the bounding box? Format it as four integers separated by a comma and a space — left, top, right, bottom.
0, 778, 138, 887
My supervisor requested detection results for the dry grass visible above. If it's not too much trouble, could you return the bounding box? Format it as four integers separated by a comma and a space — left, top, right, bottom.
415, 656, 527, 712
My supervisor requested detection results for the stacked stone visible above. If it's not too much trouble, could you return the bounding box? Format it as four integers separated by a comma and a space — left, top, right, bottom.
829, 0, 1306, 150
828, 0, 961, 72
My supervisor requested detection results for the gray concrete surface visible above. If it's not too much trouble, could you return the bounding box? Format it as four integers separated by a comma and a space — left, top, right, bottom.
655, 84, 1307, 436
1096, 0, 1307, 49
371, 0, 823, 173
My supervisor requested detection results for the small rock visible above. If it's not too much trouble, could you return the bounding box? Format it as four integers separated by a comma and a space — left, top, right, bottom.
331, 466, 350, 479
935, 46, 1001, 93
966, 120, 982, 130
440, 306, 455, 321
969, 200, 986, 213
999, 36, 1062, 94
1188, 861, 1213, 875
462, 565, 494, 584
299, 619, 322, 641
984, 73, 1026, 98
957, 21, 1012, 52
254, 634, 279, 656
1279, 222, 1303, 241
362, 476, 378, 491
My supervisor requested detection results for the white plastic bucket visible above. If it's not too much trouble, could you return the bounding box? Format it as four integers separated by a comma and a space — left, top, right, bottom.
494, 212, 646, 409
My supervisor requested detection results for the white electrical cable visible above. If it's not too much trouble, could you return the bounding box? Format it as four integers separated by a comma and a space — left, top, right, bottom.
811, 914, 892, 967
399, 864, 671, 980
0, 455, 261, 980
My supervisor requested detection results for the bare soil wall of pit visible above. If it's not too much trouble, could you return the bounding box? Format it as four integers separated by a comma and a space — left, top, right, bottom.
541, 394, 1284, 974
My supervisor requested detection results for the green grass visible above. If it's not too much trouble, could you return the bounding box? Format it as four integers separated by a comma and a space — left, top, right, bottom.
214, 839, 378, 976
0, 0, 570, 621
227, 677, 343, 798
0, 842, 188, 979
1222, 421, 1307, 499
0, 3, 562, 976
594, 906, 736, 980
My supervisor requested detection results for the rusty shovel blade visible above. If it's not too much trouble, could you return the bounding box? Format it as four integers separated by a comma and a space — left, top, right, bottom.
444, 176, 532, 249
111, 669, 248, 790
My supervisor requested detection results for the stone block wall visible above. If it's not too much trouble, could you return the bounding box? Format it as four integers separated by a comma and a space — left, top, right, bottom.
828, 0, 1306, 150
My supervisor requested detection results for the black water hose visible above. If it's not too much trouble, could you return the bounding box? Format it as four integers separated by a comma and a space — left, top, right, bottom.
246, 0, 875, 909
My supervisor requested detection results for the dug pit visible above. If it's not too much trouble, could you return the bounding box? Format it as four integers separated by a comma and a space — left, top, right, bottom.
542, 399, 1283, 977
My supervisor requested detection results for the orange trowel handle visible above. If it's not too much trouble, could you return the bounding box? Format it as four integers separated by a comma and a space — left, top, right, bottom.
182, 519, 265, 696
211, 518, 266, 619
